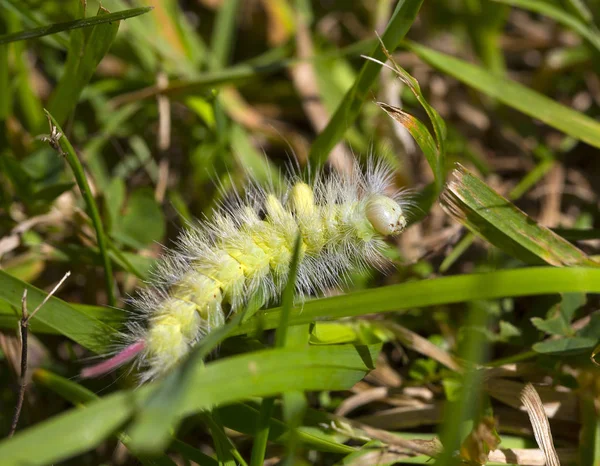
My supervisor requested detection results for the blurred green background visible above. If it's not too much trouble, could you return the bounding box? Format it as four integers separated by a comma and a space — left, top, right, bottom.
2, 0, 600, 464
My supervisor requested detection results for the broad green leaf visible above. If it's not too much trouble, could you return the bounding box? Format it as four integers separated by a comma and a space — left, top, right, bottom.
533, 336, 597, 354
441, 164, 597, 266
407, 42, 600, 150
0, 299, 124, 334
0, 270, 114, 352
493, 0, 600, 53
104, 177, 126, 232
32, 370, 178, 466
310, 322, 359, 344
308, 0, 424, 169
46, 6, 119, 126
112, 188, 166, 249
531, 293, 586, 337
0, 344, 378, 464
0, 6, 152, 45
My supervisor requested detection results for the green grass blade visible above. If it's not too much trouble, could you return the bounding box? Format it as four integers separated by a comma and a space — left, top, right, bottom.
209, 0, 240, 70
0, 22, 9, 122
0, 270, 114, 352
201, 412, 246, 466
234, 267, 600, 335
170, 440, 219, 466
3, 266, 600, 357
436, 309, 490, 464
493, 0, 600, 53
45, 6, 120, 127
0, 344, 377, 463
32, 370, 178, 466
45, 111, 116, 307
407, 41, 600, 149
0, 6, 152, 45
579, 390, 600, 466
0, 389, 135, 466
441, 164, 597, 266
218, 402, 355, 454
378, 103, 441, 191
251, 235, 303, 466
0, 0, 69, 48
307, 0, 424, 169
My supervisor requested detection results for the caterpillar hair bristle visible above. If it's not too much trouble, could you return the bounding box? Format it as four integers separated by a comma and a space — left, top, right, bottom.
82, 157, 411, 383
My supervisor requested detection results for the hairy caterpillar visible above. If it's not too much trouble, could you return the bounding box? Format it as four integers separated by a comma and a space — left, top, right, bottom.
82, 158, 410, 382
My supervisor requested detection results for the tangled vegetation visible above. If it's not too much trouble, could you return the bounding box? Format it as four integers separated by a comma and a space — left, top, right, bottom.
1, 0, 600, 465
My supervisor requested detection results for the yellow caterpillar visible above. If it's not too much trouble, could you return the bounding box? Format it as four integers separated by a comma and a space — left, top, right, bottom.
82, 158, 410, 382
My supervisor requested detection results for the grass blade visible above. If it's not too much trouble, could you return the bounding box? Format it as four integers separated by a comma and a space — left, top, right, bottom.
251, 235, 303, 466
441, 164, 597, 266
0, 270, 114, 352
3, 266, 600, 354
0, 6, 152, 45
234, 267, 600, 335
307, 0, 424, 169
33, 370, 178, 466
0, 343, 378, 464
45, 6, 119, 127
407, 41, 600, 150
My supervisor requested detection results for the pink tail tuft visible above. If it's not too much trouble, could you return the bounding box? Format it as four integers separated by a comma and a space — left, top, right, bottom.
81, 341, 145, 378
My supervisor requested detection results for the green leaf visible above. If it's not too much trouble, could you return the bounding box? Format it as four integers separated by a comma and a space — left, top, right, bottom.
307, 0, 424, 169
373, 46, 446, 165
0, 344, 378, 464
45, 6, 120, 126
32, 370, 178, 466
533, 336, 597, 354
234, 267, 600, 336
2, 267, 600, 355
103, 177, 126, 232
310, 322, 360, 344
378, 103, 441, 190
578, 313, 600, 339
441, 164, 597, 266
531, 293, 586, 337
407, 41, 600, 150
112, 187, 166, 249
0, 6, 152, 45
30, 182, 74, 203
0, 270, 115, 352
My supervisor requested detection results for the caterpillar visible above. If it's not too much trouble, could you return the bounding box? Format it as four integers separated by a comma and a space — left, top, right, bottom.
82, 158, 410, 382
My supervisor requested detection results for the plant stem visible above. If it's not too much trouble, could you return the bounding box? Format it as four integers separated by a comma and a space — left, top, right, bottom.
44, 111, 116, 307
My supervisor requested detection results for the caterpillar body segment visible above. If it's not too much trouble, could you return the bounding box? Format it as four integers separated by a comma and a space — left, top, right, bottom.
82, 159, 410, 382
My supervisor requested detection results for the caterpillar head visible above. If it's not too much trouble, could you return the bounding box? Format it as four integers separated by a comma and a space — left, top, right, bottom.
366, 195, 407, 236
